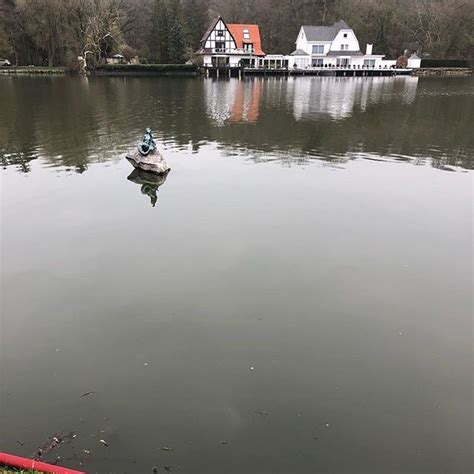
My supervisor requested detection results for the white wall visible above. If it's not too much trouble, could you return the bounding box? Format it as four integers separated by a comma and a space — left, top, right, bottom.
204, 19, 236, 52
330, 29, 360, 52
295, 27, 307, 52
297, 55, 388, 69
295, 26, 362, 58
408, 57, 421, 68
289, 56, 310, 69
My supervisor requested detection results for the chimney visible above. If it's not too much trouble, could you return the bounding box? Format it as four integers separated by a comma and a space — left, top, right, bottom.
366, 44, 373, 55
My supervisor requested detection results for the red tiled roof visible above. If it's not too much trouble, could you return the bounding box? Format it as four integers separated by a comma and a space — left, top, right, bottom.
227, 24, 265, 56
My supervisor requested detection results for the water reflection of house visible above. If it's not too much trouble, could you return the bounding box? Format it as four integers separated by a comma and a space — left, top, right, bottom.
205, 79, 262, 125
288, 76, 419, 121
229, 80, 262, 123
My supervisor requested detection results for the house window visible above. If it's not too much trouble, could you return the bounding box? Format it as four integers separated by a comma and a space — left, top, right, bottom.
312, 58, 323, 67
243, 29, 250, 40
340, 44, 349, 50
343, 33, 348, 38
312, 45, 324, 54
364, 59, 376, 67
216, 30, 224, 37
215, 41, 225, 52
243, 43, 254, 52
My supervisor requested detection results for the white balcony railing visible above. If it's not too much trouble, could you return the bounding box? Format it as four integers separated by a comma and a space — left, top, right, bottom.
211, 48, 255, 54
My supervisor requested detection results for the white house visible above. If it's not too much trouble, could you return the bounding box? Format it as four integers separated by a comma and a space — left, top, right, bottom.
106, 54, 126, 65
407, 52, 421, 68
290, 20, 386, 69
198, 17, 265, 68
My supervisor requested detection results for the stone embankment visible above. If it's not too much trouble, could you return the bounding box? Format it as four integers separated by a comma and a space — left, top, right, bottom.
413, 68, 472, 77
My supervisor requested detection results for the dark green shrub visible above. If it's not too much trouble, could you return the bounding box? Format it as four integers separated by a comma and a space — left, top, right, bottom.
95, 63, 197, 72
420, 59, 470, 68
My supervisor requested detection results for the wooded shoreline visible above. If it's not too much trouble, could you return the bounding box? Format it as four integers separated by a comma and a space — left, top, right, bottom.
1, 0, 473, 70
1, 65, 472, 77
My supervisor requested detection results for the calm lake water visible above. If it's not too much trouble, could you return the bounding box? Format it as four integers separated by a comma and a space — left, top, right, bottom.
0, 76, 473, 473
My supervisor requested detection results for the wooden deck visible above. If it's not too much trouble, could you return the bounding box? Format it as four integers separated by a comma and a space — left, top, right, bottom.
202, 67, 413, 78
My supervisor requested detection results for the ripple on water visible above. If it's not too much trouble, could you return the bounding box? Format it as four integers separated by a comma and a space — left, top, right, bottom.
0, 75, 473, 173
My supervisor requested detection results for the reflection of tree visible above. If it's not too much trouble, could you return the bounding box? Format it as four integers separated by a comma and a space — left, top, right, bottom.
1, 76, 473, 174
201, 77, 473, 170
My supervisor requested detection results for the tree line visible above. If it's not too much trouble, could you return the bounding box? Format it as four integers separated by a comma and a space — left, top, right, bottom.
0, 0, 472, 67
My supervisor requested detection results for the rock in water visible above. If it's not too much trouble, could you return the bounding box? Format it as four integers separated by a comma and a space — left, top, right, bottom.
126, 148, 170, 175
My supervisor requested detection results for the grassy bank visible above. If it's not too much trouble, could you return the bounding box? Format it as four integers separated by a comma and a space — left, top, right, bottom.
93, 63, 198, 76
1, 468, 41, 473
0, 66, 66, 75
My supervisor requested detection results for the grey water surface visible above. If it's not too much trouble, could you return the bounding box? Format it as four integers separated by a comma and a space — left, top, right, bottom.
0, 75, 473, 473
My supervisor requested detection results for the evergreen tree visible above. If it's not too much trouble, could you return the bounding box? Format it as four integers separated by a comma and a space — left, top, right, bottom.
0, 24, 14, 58
150, 0, 170, 62
183, 0, 209, 53
167, 15, 185, 63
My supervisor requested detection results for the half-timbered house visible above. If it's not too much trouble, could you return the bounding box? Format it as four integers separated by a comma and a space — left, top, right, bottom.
198, 17, 265, 69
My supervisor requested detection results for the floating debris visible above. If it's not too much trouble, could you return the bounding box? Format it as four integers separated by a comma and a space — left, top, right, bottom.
255, 410, 268, 417
161, 446, 174, 452
100, 439, 109, 447
325, 423, 330, 427
152, 468, 158, 473
81, 391, 96, 398
219, 440, 228, 445
144, 362, 149, 366
83, 450, 91, 455
250, 366, 255, 371
16, 440, 24, 446
34, 432, 76, 460
164, 466, 172, 472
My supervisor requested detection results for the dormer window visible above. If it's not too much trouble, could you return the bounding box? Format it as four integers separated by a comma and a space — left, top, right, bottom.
243, 29, 250, 39
343, 33, 348, 38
